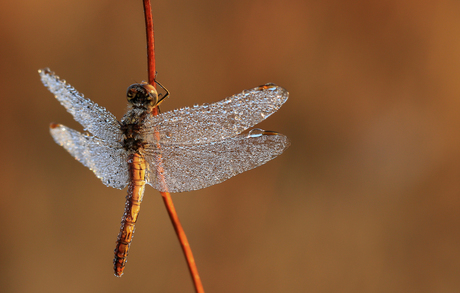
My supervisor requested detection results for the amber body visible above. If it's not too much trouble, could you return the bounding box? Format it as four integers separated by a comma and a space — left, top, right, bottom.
113, 83, 158, 277
114, 153, 147, 276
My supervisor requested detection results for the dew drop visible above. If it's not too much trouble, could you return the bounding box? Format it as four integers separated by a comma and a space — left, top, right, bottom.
248, 128, 265, 138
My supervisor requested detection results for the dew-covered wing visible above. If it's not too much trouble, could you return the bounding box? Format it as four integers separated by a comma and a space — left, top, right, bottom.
40, 68, 122, 143
50, 124, 129, 189
142, 132, 290, 193
141, 84, 288, 145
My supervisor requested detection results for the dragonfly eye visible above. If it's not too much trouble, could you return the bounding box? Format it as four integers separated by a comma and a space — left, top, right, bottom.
126, 83, 159, 108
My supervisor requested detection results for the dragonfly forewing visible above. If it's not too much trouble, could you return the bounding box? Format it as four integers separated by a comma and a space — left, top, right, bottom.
140, 84, 288, 145
40, 68, 123, 143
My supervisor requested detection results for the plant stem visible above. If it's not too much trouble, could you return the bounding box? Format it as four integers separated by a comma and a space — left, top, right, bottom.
143, 0, 155, 86
142, 2, 205, 292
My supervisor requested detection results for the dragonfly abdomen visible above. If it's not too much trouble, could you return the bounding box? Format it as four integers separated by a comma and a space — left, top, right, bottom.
113, 153, 146, 277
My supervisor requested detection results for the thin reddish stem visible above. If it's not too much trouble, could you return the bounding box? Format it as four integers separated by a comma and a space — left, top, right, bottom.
143, 0, 155, 86
161, 192, 205, 293
142, 2, 205, 292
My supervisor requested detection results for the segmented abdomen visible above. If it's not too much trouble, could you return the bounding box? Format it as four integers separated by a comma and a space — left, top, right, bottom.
113, 153, 146, 277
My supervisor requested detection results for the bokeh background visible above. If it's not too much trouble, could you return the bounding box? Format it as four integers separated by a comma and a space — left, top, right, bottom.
1, 1, 460, 292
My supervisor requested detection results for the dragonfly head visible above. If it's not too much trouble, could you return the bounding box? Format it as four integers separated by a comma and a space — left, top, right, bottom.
126, 82, 159, 109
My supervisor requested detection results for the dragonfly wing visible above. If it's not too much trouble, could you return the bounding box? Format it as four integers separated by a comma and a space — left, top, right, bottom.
143, 132, 290, 193
40, 68, 123, 143
50, 124, 129, 189
141, 84, 288, 144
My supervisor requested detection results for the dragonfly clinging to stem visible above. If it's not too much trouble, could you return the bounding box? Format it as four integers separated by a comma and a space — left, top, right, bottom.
40, 68, 290, 276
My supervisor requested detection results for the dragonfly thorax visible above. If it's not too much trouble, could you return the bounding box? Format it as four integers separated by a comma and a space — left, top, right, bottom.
126, 82, 158, 110
120, 109, 150, 152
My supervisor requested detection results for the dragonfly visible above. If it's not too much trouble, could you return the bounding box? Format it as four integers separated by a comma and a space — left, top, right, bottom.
39, 68, 290, 277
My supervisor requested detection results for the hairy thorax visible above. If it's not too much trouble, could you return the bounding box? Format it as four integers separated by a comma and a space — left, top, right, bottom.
121, 108, 151, 153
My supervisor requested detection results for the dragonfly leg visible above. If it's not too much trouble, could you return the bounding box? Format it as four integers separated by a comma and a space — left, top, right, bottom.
155, 79, 170, 106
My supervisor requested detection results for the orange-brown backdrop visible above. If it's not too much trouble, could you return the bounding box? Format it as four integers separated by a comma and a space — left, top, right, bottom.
1, 1, 459, 292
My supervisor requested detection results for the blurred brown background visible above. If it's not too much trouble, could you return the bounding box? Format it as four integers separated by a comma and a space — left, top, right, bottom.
1, 0, 460, 292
